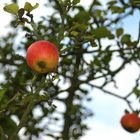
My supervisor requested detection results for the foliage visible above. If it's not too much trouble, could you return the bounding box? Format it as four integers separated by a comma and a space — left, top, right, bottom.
0, 0, 140, 140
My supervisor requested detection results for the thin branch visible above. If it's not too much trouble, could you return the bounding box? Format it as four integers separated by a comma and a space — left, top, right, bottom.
90, 84, 124, 100
54, 0, 64, 15
89, 83, 135, 112
9, 100, 35, 140
106, 9, 133, 27
136, 21, 140, 44
86, 47, 137, 54
54, 0, 65, 41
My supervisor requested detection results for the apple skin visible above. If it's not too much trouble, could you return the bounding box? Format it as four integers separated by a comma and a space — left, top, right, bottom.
120, 112, 140, 133
26, 40, 59, 73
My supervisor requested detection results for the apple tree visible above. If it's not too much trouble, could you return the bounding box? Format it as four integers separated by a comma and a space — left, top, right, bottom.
0, 0, 140, 140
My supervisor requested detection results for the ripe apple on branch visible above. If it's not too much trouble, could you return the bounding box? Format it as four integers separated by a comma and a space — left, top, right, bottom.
26, 40, 59, 73
120, 111, 140, 133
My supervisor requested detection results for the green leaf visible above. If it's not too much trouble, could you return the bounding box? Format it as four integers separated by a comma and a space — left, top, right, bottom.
94, 1, 101, 5
24, 2, 39, 12
130, 0, 140, 5
70, 31, 79, 36
92, 27, 114, 39
62, 58, 72, 65
0, 127, 7, 140
121, 34, 131, 44
18, 8, 25, 18
111, 6, 125, 14
0, 117, 19, 139
17, 18, 28, 26
94, 9, 102, 18
74, 11, 90, 24
3, 3, 19, 14
73, 0, 80, 5
107, 0, 117, 6
0, 89, 7, 102
133, 88, 140, 98
69, 23, 87, 32
116, 28, 123, 37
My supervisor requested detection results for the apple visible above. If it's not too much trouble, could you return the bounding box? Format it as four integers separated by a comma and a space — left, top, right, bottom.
120, 112, 140, 133
26, 40, 59, 73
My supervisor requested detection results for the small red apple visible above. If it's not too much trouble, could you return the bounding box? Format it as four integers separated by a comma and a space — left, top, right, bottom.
26, 40, 59, 73
120, 112, 140, 133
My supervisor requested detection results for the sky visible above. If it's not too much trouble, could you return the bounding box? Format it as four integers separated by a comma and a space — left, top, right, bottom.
0, 0, 140, 140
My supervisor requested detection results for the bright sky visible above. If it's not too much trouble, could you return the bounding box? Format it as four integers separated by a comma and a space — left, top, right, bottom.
0, 0, 140, 140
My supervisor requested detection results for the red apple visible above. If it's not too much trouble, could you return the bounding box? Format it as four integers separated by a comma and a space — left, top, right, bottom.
120, 112, 140, 133
26, 40, 59, 73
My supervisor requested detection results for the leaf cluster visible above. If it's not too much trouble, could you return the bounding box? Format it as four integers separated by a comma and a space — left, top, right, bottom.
0, 0, 140, 139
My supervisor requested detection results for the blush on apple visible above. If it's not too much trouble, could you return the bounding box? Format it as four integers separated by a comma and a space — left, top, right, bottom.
120, 112, 140, 133
26, 40, 59, 73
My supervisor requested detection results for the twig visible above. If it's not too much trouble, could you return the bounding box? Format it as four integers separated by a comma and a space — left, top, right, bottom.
54, 0, 65, 41
88, 83, 135, 112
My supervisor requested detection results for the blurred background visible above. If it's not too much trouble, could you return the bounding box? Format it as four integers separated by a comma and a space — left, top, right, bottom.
0, 0, 140, 140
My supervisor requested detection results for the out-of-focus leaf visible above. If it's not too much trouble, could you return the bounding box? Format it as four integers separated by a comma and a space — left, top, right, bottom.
0, 127, 7, 140
133, 88, 140, 98
94, 1, 101, 5
18, 8, 25, 18
107, 0, 117, 6
121, 34, 131, 44
0, 89, 7, 102
0, 117, 19, 139
62, 58, 72, 65
74, 11, 90, 24
116, 28, 123, 37
111, 6, 125, 13
70, 31, 79, 36
72, 0, 80, 5
3, 3, 19, 14
130, 0, 140, 6
92, 27, 114, 39
70, 23, 87, 32
24, 2, 39, 12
